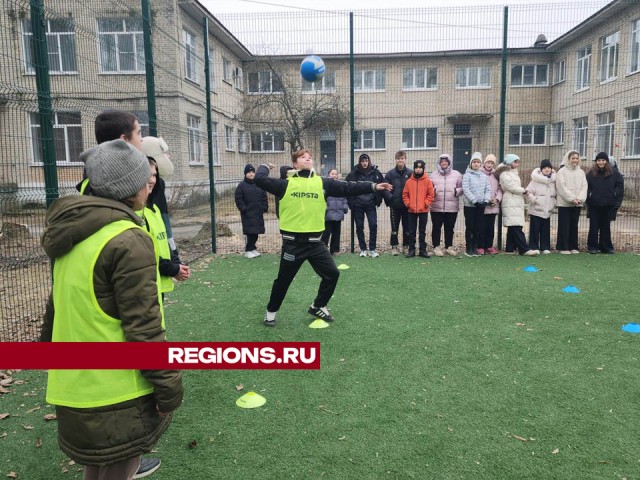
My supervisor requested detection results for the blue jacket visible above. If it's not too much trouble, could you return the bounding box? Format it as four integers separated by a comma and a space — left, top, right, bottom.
462, 167, 492, 207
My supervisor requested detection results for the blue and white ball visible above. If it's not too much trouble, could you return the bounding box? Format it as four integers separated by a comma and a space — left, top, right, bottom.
300, 55, 326, 83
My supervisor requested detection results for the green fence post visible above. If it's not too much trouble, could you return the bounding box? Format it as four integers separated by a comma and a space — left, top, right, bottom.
349, 12, 355, 253
141, 0, 157, 137
497, 5, 508, 250
30, 0, 58, 207
203, 17, 216, 254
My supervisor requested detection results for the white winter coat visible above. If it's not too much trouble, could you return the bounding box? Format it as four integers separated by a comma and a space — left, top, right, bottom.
526, 168, 557, 219
495, 164, 526, 227
556, 161, 587, 207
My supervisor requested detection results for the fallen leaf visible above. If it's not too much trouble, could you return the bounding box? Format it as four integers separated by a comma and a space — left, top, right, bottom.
35, 437, 42, 448
26, 407, 41, 414
0, 413, 9, 420
513, 435, 528, 442
235, 384, 244, 391
0, 432, 7, 438
553, 276, 563, 280
43, 413, 57, 421
0, 386, 10, 394
68, 460, 75, 466
596, 367, 604, 371
0, 378, 13, 386
516, 323, 526, 327
447, 427, 454, 432
6, 472, 17, 478
338, 436, 346, 440
552, 448, 559, 454
22, 425, 34, 430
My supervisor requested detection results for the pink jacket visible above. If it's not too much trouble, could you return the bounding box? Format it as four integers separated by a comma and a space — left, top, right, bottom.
429, 164, 463, 213
480, 164, 503, 215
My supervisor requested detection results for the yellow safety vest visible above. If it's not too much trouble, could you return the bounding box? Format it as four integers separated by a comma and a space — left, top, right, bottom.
46, 220, 163, 408
279, 173, 326, 232
142, 206, 174, 293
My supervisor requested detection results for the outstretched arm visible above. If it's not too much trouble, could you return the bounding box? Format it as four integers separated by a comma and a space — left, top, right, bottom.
254, 164, 288, 197
323, 178, 392, 197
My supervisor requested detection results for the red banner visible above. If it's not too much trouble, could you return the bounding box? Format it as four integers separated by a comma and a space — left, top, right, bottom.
0, 342, 320, 370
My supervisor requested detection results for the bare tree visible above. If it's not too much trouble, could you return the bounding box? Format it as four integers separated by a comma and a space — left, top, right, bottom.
241, 57, 348, 153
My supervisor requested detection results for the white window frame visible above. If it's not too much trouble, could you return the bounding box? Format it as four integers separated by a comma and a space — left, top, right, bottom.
21, 18, 77, 75
508, 125, 546, 146
238, 129, 248, 153
222, 57, 232, 83
187, 114, 204, 165
630, 19, 640, 75
183, 29, 198, 83
29, 111, 84, 165
234, 66, 243, 91
250, 131, 285, 153
207, 44, 216, 91
575, 45, 591, 92
225, 125, 235, 151
97, 18, 145, 74
402, 67, 437, 91
573, 117, 588, 158
248, 71, 283, 94
401, 128, 437, 150
510, 64, 548, 87
354, 129, 385, 150
354, 69, 385, 92
599, 31, 619, 83
626, 106, 640, 157
455, 66, 491, 89
302, 71, 336, 93
552, 58, 566, 85
211, 122, 220, 166
595, 111, 615, 156
550, 122, 564, 146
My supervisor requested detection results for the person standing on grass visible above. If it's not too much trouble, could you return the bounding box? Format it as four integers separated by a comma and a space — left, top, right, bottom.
479, 154, 502, 255
402, 160, 435, 258
235, 164, 268, 258
41, 140, 183, 480
430, 153, 463, 257
321, 168, 349, 255
384, 150, 413, 256
254, 149, 392, 326
345, 153, 385, 257
462, 152, 492, 257
585, 152, 624, 254
494, 153, 539, 256
526, 159, 557, 254
555, 149, 588, 254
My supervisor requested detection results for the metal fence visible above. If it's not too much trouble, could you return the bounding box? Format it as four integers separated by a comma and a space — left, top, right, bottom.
1, 0, 639, 341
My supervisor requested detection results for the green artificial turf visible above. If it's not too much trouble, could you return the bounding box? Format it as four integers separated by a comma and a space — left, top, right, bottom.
1, 253, 639, 479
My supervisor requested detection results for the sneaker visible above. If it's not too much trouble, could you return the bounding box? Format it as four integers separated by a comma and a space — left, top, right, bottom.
588, 249, 599, 254
390, 246, 399, 256
464, 249, 475, 257
244, 251, 256, 258
369, 250, 380, 258
503, 250, 517, 255
418, 250, 432, 258
476, 248, 485, 255
446, 247, 457, 256
486, 247, 498, 255
559, 250, 571, 255
252, 250, 261, 257
570, 250, 580, 254
308, 305, 335, 322
133, 458, 161, 479
523, 249, 540, 256
542, 250, 551, 254
360, 250, 368, 257
433, 246, 445, 257
263, 311, 276, 327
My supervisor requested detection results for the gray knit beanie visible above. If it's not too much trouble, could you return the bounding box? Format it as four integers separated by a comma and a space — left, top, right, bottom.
81, 139, 150, 200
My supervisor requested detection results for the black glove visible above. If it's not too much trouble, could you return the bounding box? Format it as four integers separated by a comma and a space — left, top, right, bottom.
474, 202, 484, 208
609, 208, 618, 221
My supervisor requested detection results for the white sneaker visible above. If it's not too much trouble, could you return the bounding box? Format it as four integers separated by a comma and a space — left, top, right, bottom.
252, 250, 261, 257
446, 247, 457, 256
433, 246, 445, 257
369, 250, 380, 258
360, 250, 368, 257
570, 250, 580, 254
244, 251, 256, 258
559, 250, 571, 255
524, 249, 540, 256
542, 250, 551, 254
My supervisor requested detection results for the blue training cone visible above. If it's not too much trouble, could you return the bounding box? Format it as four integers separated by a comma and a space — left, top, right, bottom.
622, 323, 640, 334
523, 265, 539, 272
562, 285, 581, 294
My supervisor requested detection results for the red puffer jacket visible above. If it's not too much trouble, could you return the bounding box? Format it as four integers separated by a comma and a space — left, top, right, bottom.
402, 174, 435, 213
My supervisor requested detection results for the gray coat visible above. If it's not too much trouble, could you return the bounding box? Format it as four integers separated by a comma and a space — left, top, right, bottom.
325, 195, 349, 221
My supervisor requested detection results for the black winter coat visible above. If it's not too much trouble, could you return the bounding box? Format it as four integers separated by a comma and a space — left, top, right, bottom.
586, 169, 624, 208
345, 165, 384, 208
384, 166, 413, 208
235, 179, 268, 234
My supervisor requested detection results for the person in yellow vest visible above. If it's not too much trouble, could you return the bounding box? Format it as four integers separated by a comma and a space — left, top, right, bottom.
141, 157, 190, 295
41, 139, 183, 480
255, 149, 392, 326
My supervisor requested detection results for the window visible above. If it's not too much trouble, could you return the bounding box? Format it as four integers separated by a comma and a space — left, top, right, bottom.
600, 31, 619, 83
354, 129, 385, 150
455, 66, 491, 88
225, 125, 234, 151
552, 59, 566, 84
630, 19, 640, 74
550, 122, 564, 145
508, 125, 546, 146
402, 128, 437, 149
354, 69, 385, 92
207, 45, 216, 91
575, 45, 591, 91
238, 130, 248, 153
211, 122, 220, 166
250, 132, 285, 152
234, 67, 243, 90
302, 71, 336, 93
187, 114, 203, 164
595, 112, 615, 155
511, 64, 548, 87
573, 117, 588, 157
223, 57, 232, 83
29, 111, 83, 164
21, 18, 77, 74
97, 18, 145, 73
248, 71, 283, 94
132, 111, 150, 137
403, 67, 437, 90
183, 29, 197, 83
626, 106, 640, 157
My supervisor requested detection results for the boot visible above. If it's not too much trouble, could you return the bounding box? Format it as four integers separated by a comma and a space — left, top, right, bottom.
406, 246, 416, 258
419, 249, 431, 258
